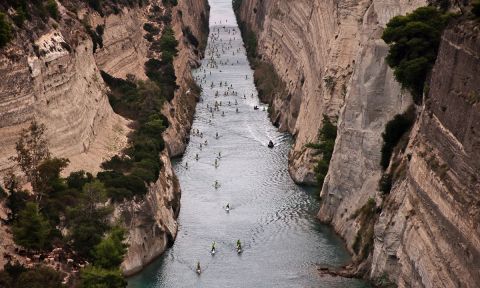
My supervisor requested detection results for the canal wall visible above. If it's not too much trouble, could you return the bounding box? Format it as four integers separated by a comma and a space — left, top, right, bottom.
237, 0, 480, 286
0, 0, 209, 276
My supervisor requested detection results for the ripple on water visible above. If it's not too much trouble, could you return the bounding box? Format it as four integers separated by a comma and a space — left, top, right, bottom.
128, 0, 368, 287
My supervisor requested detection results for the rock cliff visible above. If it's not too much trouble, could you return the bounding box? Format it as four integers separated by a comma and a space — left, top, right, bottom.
0, 0, 209, 276
371, 21, 480, 287
237, 0, 479, 286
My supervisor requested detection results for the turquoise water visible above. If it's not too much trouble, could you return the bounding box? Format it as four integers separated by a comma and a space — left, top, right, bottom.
128, 1, 366, 287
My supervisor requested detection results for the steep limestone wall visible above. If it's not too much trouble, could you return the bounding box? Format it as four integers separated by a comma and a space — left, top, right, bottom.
88, 6, 150, 80
117, 0, 210, 274
372, 21, 480, 287
119, 150, 181, 276
238, 0, 480, 286
0, 0, 209, 275
238, 0, 424, 185
163, 0, 209, 156
318, 0, 423, 250
0, 5, 129, 175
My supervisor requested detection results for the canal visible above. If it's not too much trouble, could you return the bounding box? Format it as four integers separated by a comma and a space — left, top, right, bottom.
128, 1, 366, 287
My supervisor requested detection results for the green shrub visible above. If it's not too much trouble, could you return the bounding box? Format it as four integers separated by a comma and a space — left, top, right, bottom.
99, 73, 167, 196
88, 0, 103, 14
0, 264, 66, 288
13, 202, 52, 251
79, 266, 126, 288
85, 24, 103, 52
101, 155, 133, 173
378, 173, 393, 194
96, 24, 104, 35
68, 207, 111, 259
380, 109, 415, 170
473, 0, 480, 18
382, 6, 451, 103
67, 170, 94, 190
0, 12, 13, 48
143, 23, 160, 34
351, 198, 376, 259
0, 185, 6, 200
5, 190, 29, 223
306, 115, 337, 186
93, 227, 127, 269
97, 171, 147, 201
183, 26, 199, 47
46, 0, 60, 20
162, 0, 178, 6
12, 7, 27, 27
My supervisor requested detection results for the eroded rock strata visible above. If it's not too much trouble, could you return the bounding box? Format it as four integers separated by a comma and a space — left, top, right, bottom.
237, 0, 480, 286
0, 0, 209, 276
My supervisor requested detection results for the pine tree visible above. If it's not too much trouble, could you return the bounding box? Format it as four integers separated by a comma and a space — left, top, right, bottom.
12, 202, 51, 251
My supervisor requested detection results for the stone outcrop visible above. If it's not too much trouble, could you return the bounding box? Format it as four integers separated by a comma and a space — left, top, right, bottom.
0, 0, 209, 276
115, 0, 209, 274
371, 21, 480, 287
117, 151, 180, 276
238, 0, 425, 186
163, 0, 209, 156
0, 10, 129, 175
238, 0, 480, 286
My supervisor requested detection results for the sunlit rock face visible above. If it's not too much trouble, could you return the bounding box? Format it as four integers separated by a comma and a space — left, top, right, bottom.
371, 21, 480, 287
0, 0, 209, 274
238, 0, 480, 286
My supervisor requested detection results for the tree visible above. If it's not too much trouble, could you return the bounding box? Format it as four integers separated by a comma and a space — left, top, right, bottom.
45, 0, 60, 20
82, 180, 107, 216
15, 265, 65, 288
12, 202, 51, 251
93, 227, 128, 269
10, 120, 50, 201
380, 108, 415, 169
68, 181, 111, 258
0, 12, 12, 48
68, 205, 111, 259
66, 170, 94, 190
382, 7, 451, 103
4, 171, 30, 222
37, 157, 69, 199
79, 266, 126, 288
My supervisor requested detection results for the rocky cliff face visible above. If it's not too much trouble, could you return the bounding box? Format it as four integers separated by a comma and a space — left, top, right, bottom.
238, 0, 479, 286
238, 0, 424, 185
163, 0, 209, 156
117, 151, 181, 276
371, 21, 480, 287
0, 6, 129, 175
113, 0, 209, 275
0, 0, 209, 275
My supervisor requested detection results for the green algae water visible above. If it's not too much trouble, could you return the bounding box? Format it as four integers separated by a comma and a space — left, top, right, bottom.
128, 1, 367, 287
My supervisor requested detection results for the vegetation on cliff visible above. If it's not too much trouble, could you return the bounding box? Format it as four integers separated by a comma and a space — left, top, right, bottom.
0, 263, 65, 288
0, 12, 12, 48
351, 198, 377, 261
2, 121, 128, 287
474, 0, 480, 17
380, 107, 415, 170
382, 6, 451, 103
306, 116, 337, 187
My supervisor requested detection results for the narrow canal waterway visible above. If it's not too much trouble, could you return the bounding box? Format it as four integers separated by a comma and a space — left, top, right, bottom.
128, 1, 367, 287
